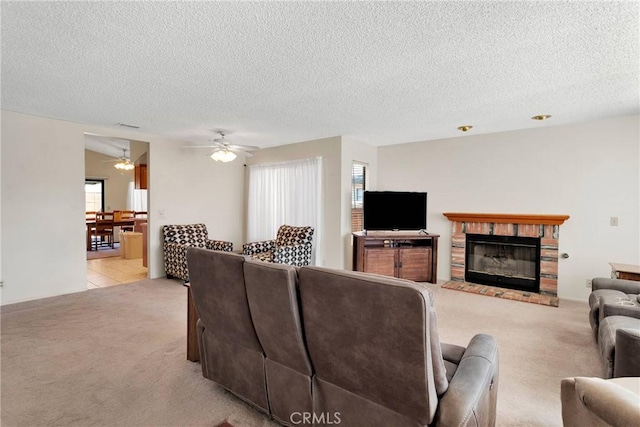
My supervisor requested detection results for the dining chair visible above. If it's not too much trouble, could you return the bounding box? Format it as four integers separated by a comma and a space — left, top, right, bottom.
93, 212, 115, 250
116, 210, 136, 232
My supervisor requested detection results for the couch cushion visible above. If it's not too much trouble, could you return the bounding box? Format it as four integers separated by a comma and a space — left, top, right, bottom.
589, 289, 631, 338
589, 289, 630, 310
187, 248, 262, 351
252, 251, 274, 263
243, 260, 312, 375
298, 266, 443, 425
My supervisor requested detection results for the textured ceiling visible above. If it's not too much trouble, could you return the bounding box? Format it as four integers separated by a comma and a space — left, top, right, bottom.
2, 1, 638, 148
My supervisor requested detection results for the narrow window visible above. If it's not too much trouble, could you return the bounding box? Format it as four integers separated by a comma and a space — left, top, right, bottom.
351, 162, 367, 232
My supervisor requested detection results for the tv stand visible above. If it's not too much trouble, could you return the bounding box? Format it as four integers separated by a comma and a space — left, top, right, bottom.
352, 231, 439, 283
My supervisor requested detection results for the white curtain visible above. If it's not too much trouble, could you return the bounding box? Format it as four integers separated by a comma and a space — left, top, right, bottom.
126, 182, 147, 212
247, 157, 322, 264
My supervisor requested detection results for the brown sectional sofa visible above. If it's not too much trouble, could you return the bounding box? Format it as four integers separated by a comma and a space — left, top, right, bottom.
186, 248, 499, 426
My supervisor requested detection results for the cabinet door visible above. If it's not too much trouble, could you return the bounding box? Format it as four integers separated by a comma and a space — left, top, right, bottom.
363, 248, 397, 278
135, 164, 148, 190
398, 247, 432, 282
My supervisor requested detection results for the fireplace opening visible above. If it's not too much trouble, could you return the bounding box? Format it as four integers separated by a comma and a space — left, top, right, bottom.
465, 234, 541, 293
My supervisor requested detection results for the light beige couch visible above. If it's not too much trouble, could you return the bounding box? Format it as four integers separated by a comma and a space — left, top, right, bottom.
561, 376, 640, 426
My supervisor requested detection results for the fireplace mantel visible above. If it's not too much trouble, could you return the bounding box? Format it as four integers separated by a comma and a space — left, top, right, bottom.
443, 213, 569, 226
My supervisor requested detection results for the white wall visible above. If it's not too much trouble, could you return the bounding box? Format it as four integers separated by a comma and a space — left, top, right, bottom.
378, 115, 640, 301
1, 110, 245, 305
1, 111, 87, 304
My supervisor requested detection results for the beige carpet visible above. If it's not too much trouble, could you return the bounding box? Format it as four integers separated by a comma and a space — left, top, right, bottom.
0, 278, 600, 426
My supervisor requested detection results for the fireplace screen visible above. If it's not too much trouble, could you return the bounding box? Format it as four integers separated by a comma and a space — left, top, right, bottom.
465, 234, 541, 292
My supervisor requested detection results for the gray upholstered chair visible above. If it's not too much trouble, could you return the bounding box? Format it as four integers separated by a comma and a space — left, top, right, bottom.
598, 316, 640, 378
561, 376, 640, 427
185, 248, 268, 413
588, 277, 640, 338
243, 260, 314, 426
162, 223, 233, 282
588, 277, 640, 378
298, 266, 499, 427
242, 225, 314, 266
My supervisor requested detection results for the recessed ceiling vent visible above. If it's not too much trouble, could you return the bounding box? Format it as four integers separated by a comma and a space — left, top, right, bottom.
115, 122, 140, 129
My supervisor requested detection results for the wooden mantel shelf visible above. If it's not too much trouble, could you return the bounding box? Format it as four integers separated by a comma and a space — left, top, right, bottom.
442, 212, 570, 225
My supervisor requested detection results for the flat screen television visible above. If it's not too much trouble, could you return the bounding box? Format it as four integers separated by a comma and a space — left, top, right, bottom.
363, 191, 427, 231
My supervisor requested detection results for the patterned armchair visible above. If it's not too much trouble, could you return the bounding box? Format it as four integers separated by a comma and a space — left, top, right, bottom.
243, 225, 314, 267
162, 223, 233, 282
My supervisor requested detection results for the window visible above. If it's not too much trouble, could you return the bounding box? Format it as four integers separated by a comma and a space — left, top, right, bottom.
351, 162, 367, 232
85, 180, 104, 212
247, 157, 322, 264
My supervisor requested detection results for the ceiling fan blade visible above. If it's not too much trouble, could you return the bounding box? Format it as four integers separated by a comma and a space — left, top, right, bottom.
227, 143, 260, 151
225, 146, 254, 157
183, 145, 218, 149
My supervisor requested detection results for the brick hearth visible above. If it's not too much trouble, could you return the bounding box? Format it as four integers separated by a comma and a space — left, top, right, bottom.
442, 213, 570, 306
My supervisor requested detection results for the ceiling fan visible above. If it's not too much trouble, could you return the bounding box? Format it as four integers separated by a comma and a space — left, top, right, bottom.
185, 132, 259, 162
103, 148, 134, 170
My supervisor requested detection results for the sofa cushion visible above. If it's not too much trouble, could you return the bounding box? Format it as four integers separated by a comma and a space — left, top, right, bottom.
298, 266, 444, 425
589, 289, 631, 338
243, 260, 314, 424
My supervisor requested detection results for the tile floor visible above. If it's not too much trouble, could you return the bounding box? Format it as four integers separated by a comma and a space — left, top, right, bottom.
87, 255, 148, 289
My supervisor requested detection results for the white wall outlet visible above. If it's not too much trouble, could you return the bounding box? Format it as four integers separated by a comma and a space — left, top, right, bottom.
158, 209, 166, 219
610, 217, 619, 226
586, 279, 592, 288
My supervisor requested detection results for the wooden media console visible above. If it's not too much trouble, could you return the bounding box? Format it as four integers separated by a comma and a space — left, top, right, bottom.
352, 232, 439, 283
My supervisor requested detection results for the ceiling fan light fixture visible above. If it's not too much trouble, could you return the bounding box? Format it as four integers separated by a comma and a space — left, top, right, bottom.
531, 114, 551, 121
210, 149, 237, 162
114, 160, 134, 170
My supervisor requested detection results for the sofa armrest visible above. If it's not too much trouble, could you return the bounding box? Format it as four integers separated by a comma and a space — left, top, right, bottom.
601, 303, 640, 320
163, 241, 192, 281
614, 328, 640, 377
561, 377, 640, 427
593, 277, 640, 294
206, 239, 233, 252
435, 334, 499, 427
163, 241, 190, 258
242, 240, 275, 256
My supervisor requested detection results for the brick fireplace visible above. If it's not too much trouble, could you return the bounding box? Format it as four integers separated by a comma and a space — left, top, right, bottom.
442, 213, 569, 306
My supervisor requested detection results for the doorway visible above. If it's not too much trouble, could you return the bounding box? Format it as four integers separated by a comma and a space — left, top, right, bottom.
84, 135, 150, 288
